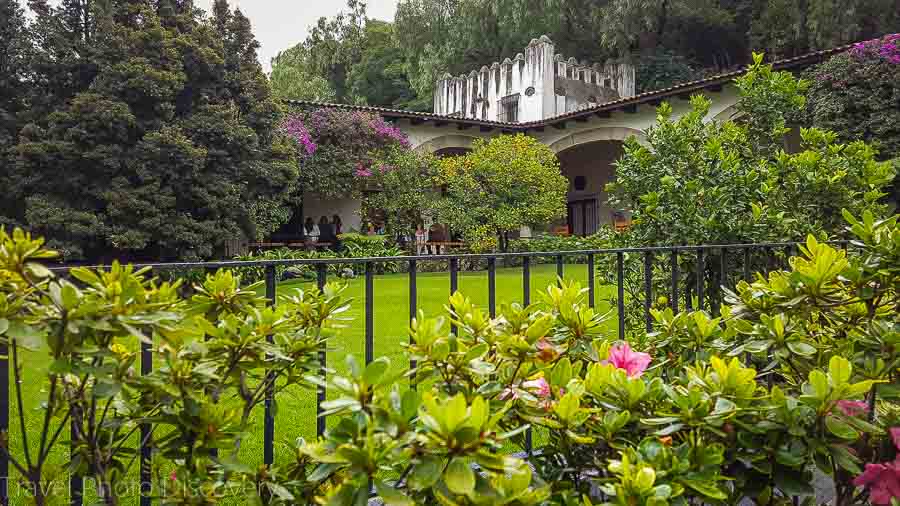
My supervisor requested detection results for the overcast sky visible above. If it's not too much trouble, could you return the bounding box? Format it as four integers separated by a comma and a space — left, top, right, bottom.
21, 0, 401, 72
197, 0, 400, 72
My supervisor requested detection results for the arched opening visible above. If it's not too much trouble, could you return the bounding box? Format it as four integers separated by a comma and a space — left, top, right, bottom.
556, 140, 626, 236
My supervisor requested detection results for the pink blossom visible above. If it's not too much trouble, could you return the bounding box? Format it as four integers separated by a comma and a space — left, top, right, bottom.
499, 387, 518, 401
355, 163, 373, 177
170, 471, 177, 482
853, 461, 900, 505
836, 400, 869, 417
853, 427, 900, 505
522, 377, 551, 398
603, 343, 651, 378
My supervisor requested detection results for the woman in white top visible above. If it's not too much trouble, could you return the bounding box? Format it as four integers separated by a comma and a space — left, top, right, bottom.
304, 217, 320, 243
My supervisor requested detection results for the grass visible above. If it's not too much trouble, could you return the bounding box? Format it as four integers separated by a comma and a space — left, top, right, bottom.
7, 262, 616, 504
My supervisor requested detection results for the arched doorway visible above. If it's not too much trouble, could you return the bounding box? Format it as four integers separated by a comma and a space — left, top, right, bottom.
556, 140, 625, 236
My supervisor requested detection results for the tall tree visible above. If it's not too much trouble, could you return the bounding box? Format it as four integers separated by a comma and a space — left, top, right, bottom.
0, 0, 30, 226
5, 0, 298, 261
269, 44, 337, 102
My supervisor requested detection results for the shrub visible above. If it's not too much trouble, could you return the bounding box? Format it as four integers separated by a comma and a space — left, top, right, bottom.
1, 210, 896, 505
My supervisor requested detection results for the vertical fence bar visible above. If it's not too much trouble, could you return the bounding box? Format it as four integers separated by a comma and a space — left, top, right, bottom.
488, 258, 496, 318
765, 247, 774, 275
365, 263, 374, 365
670, 250, 679, 313
617, 253, 625, 341
587, 254, 596, 309
556, 255, 564, 285
644, 252, 653, 332
316, 264, 327, 437
450, 258, 459, 335
522, 256, 532, 455
263, 266, 276, 467
716, 248, 727, 313
408, 260, 417, 376
696, 249, 704, 311
0, 340, 7, 506
523, 257, 531, 307
743, 247, 751, 282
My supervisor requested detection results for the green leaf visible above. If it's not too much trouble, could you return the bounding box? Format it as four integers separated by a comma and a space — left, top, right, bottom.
786, 340, 816, 356
408, 457, 441, 490
680, 478, 727, 500
0, 319, 8, 335
825, 415, 859, 440
444, 458, 475, 495
828, 356, 852, 386
375, 480, 414, 506
363, 357, 390, 386
774, 470, 814, 496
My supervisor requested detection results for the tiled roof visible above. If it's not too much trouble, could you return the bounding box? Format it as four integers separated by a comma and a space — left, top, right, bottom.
284, 43, 853, 131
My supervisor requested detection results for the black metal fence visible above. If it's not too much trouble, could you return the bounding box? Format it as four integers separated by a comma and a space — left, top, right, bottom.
1, 241, 848, 505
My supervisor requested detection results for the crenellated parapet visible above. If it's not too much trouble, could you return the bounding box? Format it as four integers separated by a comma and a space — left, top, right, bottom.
434, 35, 635, 123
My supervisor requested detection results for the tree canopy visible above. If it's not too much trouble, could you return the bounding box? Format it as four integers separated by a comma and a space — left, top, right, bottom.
280, 0, 900, 111
1, 0, 298, 261
607, 54, 897, 246
434, 134, 568, 252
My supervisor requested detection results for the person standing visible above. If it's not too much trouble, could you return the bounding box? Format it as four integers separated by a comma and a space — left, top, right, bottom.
304, 217, 320, 243
332, 214, 343, 235
415, 224, 427, 255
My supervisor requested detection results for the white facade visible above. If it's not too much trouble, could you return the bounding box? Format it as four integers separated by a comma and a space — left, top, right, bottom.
433, 35, 636, 123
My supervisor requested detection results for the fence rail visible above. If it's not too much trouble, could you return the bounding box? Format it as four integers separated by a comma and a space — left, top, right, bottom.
2, 240, 849, 505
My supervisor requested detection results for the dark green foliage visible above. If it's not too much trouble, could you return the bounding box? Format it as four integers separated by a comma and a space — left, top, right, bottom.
2, 0, 298, 261
804, 36, 900, 160
634, 51, 697, 93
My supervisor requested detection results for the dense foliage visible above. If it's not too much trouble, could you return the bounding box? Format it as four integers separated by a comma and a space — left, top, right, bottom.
608, 54, 896, 247
281, 108, 411, 200
434, 135, 568, 252
1, 208, 897, 505
0, 0, 296, 262
805, 34, 900, 159
805, 33, 900, 204
279, 0, 900, 110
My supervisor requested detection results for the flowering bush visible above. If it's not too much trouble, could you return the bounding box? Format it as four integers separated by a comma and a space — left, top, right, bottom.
1, 210, 896, 505
281, 108, 413, 199
851, 33, 900, 65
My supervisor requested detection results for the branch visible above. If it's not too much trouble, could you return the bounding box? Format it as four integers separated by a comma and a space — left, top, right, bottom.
12, 339, 34, 470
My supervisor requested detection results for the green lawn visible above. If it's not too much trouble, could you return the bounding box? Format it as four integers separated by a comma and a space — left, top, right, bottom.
7, 263, 615, 504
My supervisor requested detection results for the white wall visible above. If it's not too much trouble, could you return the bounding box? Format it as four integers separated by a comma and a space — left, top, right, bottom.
302, 193, 362, 233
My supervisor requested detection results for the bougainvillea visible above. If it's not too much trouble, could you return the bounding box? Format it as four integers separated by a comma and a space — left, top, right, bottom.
850, 33, 900, 64
281, 108, 413, 198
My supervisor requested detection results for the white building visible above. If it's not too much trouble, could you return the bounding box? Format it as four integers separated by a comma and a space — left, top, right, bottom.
433, 36, 635, 123
287, 42, 847, 241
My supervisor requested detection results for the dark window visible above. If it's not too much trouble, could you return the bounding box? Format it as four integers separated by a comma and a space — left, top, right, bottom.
573, 176, 587, 191
500, 94, 520, 123
604, 78, 612, 87
505, 65, 513, 91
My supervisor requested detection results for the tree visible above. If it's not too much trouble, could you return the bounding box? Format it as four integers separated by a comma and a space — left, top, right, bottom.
359, 146, 440, 236
0, 0, 30, 226
804, 34, 900, 205
434, 134, 568, 252
347, 20, 416, 108
269, 44, 336, 102
281, 107, 412, 200
606, 54, 896, 247
4, 0, 298, 261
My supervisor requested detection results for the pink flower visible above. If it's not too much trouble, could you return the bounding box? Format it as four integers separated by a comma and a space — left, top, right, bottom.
535, 338, 558, 362
522, 377, 551, 398
170, 471, 177, 482
836, 400, 869, 417
499, 387, 518, 401
853, 461, 900, 505
603, 343, 652, 378
355, 163, 373, 177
